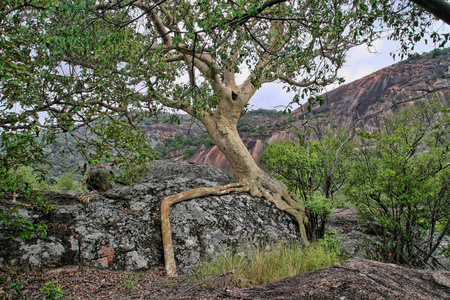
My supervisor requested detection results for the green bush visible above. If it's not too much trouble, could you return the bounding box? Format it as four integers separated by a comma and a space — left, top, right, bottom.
8, 166, 48, 191
346, 99, 449, 266
182, 147, 198, 159
202, 137, 213, 147
54, 172, 81, 193
40, 280, 64, 300
259, 129, 354, 240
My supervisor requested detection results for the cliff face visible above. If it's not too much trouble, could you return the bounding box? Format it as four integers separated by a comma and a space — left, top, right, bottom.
292, 49, 450, 132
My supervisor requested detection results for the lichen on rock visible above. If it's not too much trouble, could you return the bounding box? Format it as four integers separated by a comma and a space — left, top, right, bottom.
0, 160, 300, 272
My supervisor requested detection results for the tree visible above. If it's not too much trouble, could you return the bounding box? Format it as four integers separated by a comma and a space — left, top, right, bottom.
1, 0, 447, 276
410, 0, 450, 25
346, 99, 449, 267
260, 128, 354, 240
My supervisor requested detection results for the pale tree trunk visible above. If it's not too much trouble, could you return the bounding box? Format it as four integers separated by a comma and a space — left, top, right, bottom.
200, 113, 310, 244
160, 91, 310, 277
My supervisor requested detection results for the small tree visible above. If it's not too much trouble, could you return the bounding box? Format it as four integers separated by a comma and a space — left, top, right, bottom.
346, 99, 449, 267
260, 128, 354, 240
55, 172, 81, 193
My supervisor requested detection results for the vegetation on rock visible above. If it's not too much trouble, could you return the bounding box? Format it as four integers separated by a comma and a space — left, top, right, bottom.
346, 99, 449, 267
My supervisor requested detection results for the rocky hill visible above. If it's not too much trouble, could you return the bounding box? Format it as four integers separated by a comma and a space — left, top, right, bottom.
292, 47, 450, 132
184, 48, 450, 174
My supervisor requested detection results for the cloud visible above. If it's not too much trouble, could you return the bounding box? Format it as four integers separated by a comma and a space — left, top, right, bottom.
250, 82, 297, 110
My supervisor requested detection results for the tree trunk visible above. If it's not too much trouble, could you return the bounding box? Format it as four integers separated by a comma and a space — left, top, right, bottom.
200, 113, 310, 245
161, 93, 309, 277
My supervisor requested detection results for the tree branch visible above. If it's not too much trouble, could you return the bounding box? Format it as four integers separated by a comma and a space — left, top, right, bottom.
160, 183, 250, 277
410, 0, 450, 25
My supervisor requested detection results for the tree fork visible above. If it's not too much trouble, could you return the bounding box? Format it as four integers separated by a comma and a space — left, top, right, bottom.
160, 183, 250, 277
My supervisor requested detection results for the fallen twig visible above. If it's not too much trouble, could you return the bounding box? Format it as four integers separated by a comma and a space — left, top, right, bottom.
167, 269, 237, 300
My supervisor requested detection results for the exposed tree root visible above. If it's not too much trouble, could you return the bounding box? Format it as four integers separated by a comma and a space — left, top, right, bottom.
246, 177, 310, 248
160, 177, 310, 277
160, 183, 250, 277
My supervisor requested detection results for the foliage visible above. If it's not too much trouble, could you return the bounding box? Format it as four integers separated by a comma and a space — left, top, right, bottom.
182, 147, 198, 160
0, 132, 51, 240
40, 280, 64, 300
121, 274, 138, 291
53, 172, 81, 193
345, 99, 449, 267
1, 0, 444, 150
0, 207, 48, 240
193, 241, 343, 287
9, 282, 23, 298
319, 231, 343, 255
259, 129, 354, 240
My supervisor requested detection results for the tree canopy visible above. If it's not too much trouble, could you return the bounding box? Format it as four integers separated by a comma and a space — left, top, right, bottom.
1, 0, 447, 145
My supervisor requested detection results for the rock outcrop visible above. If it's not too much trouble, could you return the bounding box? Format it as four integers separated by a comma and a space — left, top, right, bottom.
229, 257, 450, 299
292, 48, 450, 133
0, 160, 299, 272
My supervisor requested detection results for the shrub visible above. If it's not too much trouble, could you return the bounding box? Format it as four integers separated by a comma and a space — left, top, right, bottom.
346, 99, 449, 266
182, 147, 198, 159
54, 172, 81, 193
40, 280, 63, 300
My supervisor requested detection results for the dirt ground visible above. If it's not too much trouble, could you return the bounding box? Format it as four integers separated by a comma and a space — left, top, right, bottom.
0, 265, 239, 299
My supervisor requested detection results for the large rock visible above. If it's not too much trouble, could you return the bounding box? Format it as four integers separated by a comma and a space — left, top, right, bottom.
0, 160, 299, 271
229, 257, 450, 299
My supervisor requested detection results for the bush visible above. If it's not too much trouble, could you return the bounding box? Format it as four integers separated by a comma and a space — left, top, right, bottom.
346, 99, 449, 266
259, 129, 354, 241
54, 172, 81, 193
182, 147, 198, 159
40, 280, 63, 300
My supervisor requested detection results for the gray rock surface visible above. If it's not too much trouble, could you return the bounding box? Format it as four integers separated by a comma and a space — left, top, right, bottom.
0, 160, 299, 271
229, 257, 450, 299
327, 208, 450, 270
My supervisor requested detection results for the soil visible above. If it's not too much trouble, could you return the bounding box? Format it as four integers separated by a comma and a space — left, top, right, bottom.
0, 265, 237, 299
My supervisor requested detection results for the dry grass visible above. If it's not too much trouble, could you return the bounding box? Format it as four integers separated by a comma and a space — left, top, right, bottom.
193, 241, 343, 287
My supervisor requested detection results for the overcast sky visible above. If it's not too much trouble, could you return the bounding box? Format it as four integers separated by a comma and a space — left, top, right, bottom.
249, 23, 450, 111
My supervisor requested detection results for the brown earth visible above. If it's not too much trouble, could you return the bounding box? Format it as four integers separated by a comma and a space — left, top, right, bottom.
2, 257, 449, 299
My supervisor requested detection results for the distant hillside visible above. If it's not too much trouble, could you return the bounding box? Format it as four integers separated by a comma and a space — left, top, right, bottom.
291, 47, 450, 132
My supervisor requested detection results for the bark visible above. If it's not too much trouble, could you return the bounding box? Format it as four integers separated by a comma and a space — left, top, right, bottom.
159, 70, 310, 276
160, 108, 310, 277
410, 0, 450, 25
200, 113, 310, 245
160, 183, 249, 277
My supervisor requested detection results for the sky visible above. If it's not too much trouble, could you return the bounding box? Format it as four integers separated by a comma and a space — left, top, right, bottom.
249, 24, 450, 111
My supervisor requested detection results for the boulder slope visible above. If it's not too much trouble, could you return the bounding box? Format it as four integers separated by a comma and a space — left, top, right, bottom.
229, 257, 450, 300
0, 160, 299, 271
